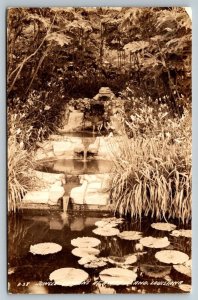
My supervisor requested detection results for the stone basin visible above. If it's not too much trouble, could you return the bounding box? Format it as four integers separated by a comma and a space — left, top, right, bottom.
36, 158, 114, 175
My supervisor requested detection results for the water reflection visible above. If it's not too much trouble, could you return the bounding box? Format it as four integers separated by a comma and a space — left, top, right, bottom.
37, 159, 113, 175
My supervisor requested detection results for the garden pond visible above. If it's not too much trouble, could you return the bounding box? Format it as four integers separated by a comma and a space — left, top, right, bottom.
8, 211, 191, 294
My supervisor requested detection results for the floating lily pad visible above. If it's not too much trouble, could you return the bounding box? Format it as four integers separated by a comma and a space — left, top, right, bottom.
170, 229, 192, 238
179, 284, 191, 292
155, 250, 189, 264
99, 268, 137, 286
151, 222, 176, 231
108, 254, 137, 266
140, 236, 170, 248
71, 247, 100, 257
118, 231, 142, 241
173, 259, 192, 277
78, 255, 97, 265
49, 268, 89, 287
140, 264, 171, 278
95, 217, 123, 228
93, 227, 120, 237
30, 242, 62, 255
80, 257, 107, 268
71, 237, 101, 248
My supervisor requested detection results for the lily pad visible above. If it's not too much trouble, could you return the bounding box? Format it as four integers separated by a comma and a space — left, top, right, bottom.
170, 229, 192, 238
71, 237, 101, 248
71, 247, 100, 257
173, 259, 192, 277
179, 284, 191, 292
155, 250, 189, 264
79, 256, 107, 268
49, 268, 89, 287
99, 268, 137, 286
78, 255, 97, 265
93, 227, 120, 237
108, 254, 137, 266
140, 236, 170, 248
140, 264, 171, 278
30, 242, 62, 255
118, 231, 142, 241
95, 218, 123, 228
151, 222, 176, 231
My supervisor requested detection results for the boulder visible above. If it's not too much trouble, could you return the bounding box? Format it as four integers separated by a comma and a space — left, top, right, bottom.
70, 181, 88, 204
23, 191, 49, 204
34, 171, 65, 184
53, 141, 74, 156
49, 185, 65, 205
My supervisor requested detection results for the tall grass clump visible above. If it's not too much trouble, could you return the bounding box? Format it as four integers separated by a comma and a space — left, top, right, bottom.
8, 114, 38, 213
109, 110, 191, 223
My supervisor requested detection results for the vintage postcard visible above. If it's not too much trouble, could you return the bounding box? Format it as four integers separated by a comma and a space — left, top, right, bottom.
7, 7, 192, 294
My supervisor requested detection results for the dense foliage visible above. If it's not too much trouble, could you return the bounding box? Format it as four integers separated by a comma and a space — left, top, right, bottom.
7, 7, 191, 147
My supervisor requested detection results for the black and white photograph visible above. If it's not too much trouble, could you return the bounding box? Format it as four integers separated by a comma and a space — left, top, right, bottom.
7, 7, 192, 294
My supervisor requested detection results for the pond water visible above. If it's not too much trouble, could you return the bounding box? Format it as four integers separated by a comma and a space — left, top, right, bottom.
8, 211, 191, 294
37, 159, 114, 175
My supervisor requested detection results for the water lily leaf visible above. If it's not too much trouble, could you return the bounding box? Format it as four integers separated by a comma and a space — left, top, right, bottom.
170, 229, 192, 238
71, 237, 101, 248
95, 217, 124, 228
99, 268, 137, 286
78, 256, 107, 268
178, 284, 191, 292
118, 231, 142, 241
78, 255, 97, 265
173, 259, 192, 277
95, 220, 118, 228
30, 242, 62, 255
140, 264, 171, 278
108, 254, 137, 266
140, 236, 170, 248
93, 227, 120, 237
155, 250, 189, 264
151, 222, 176, 231
49, 268, 89, 287
72, 247, 100, 257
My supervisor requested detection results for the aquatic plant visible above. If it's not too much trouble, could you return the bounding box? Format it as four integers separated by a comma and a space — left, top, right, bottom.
49, 268, 89, 287
71, 247, 100, 257
71, 237, 101, 248
99, 268, 137, 286
29, 242, 62, 255
93, 227, 120, 237
139, 236, 170, 248
170, 229, 192, 238
110, 111, 191, 223
151, 222, 176, 231
155, 250, 189, 264
118, 231, 142, 241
